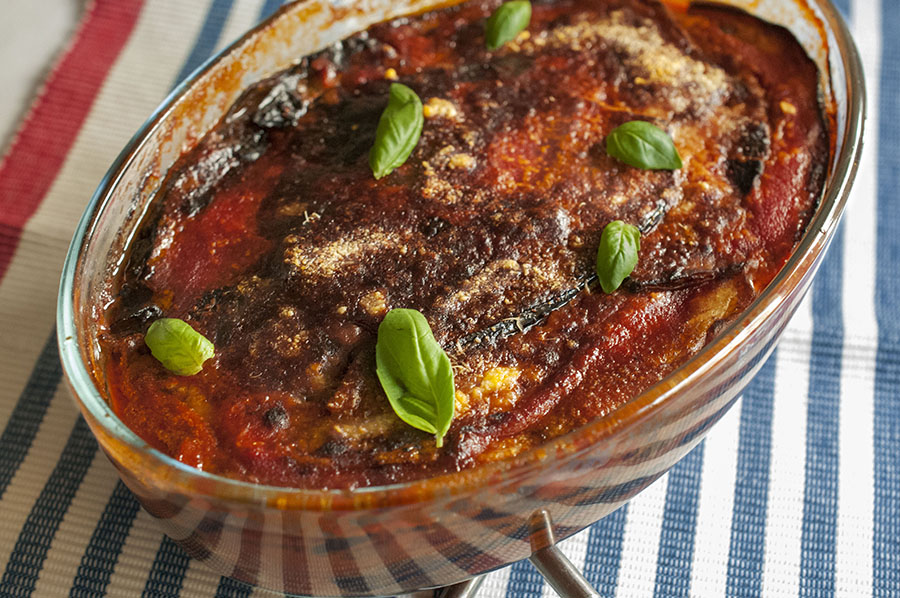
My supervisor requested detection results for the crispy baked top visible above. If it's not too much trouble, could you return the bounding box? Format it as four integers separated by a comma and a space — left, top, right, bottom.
104, 0, 828, 488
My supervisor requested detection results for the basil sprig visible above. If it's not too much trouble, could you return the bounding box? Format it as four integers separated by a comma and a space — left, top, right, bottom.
370, 83, 424, 180
606, 121, 683, 170
485, 1, 532, 50
375, 309, 455, 448
596, 221, 641, 294
145, 318, 215, 376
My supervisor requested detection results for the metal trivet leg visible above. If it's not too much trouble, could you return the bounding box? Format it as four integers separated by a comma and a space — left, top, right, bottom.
435, 510, 600, 598
527, 510, 600, 598
435, 575, 486, 598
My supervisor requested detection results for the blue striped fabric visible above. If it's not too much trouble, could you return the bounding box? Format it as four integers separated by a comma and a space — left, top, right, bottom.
259, 0, 285, 19
726, 355, 777, 597
172, 0, 237, 86
0, 419, 97, 597
800, 223, 844, 596
143, 537, 191, 598
875, 0, 900, 594
70, 482, 141, 598
583, 505, 628, 597
653, 444, 705, 598
504, 559, 544, 598
0, 0, 896, 596
215, 576, 255, 598
0, 334, 61, 501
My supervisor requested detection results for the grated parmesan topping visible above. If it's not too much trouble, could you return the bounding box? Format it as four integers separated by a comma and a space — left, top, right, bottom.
524, 11, 729, 115
283, 228, 407, 278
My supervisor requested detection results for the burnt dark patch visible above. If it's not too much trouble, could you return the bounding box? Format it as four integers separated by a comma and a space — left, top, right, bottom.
321, 32, 379, 70
316, 439, 349, 458
192, 287, 237, 317
116, 281, 154, 312
263, 403, 289, 430
252, 69, 311, 129
422, 216, 450, 238
736, 122, 770, 159
726, 159, 763, 196
109, 303, 162, 336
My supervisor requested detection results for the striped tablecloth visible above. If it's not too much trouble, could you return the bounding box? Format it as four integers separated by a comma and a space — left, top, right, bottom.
0, 0, 895, 596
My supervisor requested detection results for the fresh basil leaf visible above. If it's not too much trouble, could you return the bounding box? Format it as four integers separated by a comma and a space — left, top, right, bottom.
369, 83, 424, 180
145, 318, 215, 376
485, 1, 532, 50
606, 121, 683, 170
375, 309, 455, 447
596, 221, 641, 294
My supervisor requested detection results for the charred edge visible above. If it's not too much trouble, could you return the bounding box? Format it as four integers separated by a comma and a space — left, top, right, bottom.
176, 127, 269, 218
626, 262, 745, 292
251, 32, 379, 130
454, 277, 596, 352
252, 65, 311, 129
108, 303, 162, 336
639, 199, 669, 234
458, 261, 748, 352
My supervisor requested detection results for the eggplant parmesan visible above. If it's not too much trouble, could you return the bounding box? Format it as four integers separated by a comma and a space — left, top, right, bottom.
102, 0, 830, 489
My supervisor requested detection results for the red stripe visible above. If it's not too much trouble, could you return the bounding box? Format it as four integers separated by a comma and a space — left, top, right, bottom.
0, 0, 145, 282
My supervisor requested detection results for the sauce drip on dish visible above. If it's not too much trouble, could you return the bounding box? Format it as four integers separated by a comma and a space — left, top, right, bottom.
101, 0, 829, 489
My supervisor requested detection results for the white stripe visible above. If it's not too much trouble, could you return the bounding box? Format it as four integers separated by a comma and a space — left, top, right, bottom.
613, 473, 669, 598
481, 561, 513, 598
101, 509, 166, 597
0, 388, 79, 573
0, 0, 78, 149
218, 0, 269, 54
180, 552, 226, 598
250, 509, 285, 597
30, 453, 120, 597
835, 0, 879, 595
761, 296, 813, 597
206, 511, 246, 584
688, 401, 741, 597
0, 279, 59, 429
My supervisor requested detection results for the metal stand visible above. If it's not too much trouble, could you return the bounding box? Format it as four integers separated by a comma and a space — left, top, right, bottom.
435, 510, 600, 598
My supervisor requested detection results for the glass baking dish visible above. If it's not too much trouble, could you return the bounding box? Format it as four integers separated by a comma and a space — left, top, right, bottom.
57, 0, 864, 595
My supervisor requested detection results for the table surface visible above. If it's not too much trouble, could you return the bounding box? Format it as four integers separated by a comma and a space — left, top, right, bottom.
0, 1, 897, 597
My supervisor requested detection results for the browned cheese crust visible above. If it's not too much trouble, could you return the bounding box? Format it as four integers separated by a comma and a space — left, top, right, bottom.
104, 0, 829, 488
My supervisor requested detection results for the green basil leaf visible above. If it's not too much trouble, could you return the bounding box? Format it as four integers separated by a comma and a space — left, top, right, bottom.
606, 121, 683, 170
596, 221, 641, 294
485, 1, 532, 50
369, 83, 424, 180
145, 318, 215, 376
375, 309, 455, 447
